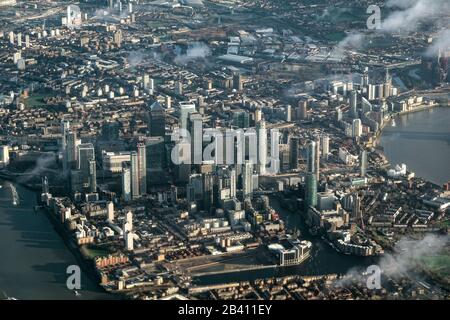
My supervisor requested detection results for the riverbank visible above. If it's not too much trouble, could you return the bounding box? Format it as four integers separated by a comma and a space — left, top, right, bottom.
0, 181, 114, 299
373, 103, 448, 146
379, 104, 450, 186
0, 170, 106, 292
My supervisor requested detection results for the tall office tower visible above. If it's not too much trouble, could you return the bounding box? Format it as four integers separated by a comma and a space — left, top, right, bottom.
297, 100, 308, 121
362, 68, 369, 87
107, 201, 114, 222
8, 31, 14, 45
233, 110, 250, 129
143, 75, 154, 93
360, 149, 368, 177
188, 112, 203, 166
307, 141, 316, 175
352, 119, 362, 138
375, 84, 384, 100
66, 131, 79, 169
77, 143, 95, 192
314, 136, 320, 180
203, 172, 214, 210
361, 97, 373, 113
254, 108, 262, 123
305, 172, 318, 209
149, 101, 166, 137
233, 73, 243, 91
125, 231, 134, 251
123, 211, 133, 251
350, 90, 358, 119
321, 135, 330, 161
165, 96, 172, 109
242, 161, 254, 199
61, 120, 70, 176
188, 173, 205, 204
368, 84, 376, 101
0, 145, 9, 165
108, 0, 114, 9
125, 210, 133, 231
145, 136, 166, 186
113, 30, 122, 47
257, 120, 267, 175
137, 143, 147, 195
70, 170, 83, 194
25, 34, 30, 48
17, 33, 22, 47
289, 136, 300, 170
230, 168, 237, 198
353, 194, 363, 226
128, 2, 133, 14
179, 101, 196, 129
121, 162, 131, 202
285, 105, 292, 122
336, 107, 343, 122
130, 151, 140, 199
77, 143, 95, 173
175, 80, 183, 95
88, 159, 97, 193
101, 121, 120, 141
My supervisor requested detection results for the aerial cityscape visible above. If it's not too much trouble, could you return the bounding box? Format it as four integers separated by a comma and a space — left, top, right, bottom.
0, 0, 449, 303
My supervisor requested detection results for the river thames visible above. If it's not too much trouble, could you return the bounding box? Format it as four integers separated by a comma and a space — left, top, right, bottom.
380, 107, 450, 186
0, 180, 114, 300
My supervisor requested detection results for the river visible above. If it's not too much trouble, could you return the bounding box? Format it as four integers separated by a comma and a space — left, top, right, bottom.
0, 180, 114, 300
193, 197, 376, 285
380, 107, 450, 186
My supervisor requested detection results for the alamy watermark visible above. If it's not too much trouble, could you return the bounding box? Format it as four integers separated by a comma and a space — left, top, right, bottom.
366, 264, 382, 289
66, 265, 81, 290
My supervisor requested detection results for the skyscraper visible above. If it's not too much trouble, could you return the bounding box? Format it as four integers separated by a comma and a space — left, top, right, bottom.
321, 135, 330, 161
137, 143, 147, 195
307, 141, 316, 174
66, 131, 80, 169
77, 143, 95, 173
61, 120, 70, 176
242, 161, 253, 199
233, 111, 250, 129
188, 112, 203, 166
122, 162, 131, 202
130, 151, 140, 200
77, 143, 95, 193
305, 173, 318, 209
350, 90, 358, 119
360, 149, 368, 177
257, 120, 267, 175
88, 159, 97, 193
289, 137, 300, 170
352, 119, 362, 138
149, 101, 166, 137
297, 100, 308, 121
179, 101, 196, 129
314, 136, 320, 181
0, 145, 9, 166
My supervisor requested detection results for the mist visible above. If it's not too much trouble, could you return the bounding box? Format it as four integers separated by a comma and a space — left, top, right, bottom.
426, 29, 450, 57
17, 154, 58, 184
173, 42, 211, 65
383, 0, 450, 33
335, 234, 450, 287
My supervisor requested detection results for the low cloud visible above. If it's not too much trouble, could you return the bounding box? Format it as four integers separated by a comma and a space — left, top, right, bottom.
174, 42, 211, 65
426, 29, 450, 57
